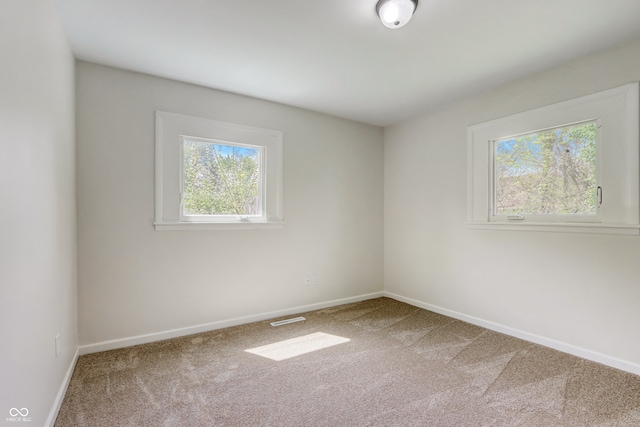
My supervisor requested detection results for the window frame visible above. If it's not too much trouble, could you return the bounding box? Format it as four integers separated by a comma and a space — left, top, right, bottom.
179, 135, 266, 223
467, 83, 639, 235
489, 119, 602, 224
155, 111, 283, 230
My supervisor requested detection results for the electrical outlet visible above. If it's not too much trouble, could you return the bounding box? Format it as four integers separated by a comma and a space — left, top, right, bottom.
55, 334, 60, 358
305, 277, 311, 286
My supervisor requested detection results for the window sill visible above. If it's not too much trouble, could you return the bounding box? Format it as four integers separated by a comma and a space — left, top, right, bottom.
154, 221, 284, 231
465, 222, 640, 236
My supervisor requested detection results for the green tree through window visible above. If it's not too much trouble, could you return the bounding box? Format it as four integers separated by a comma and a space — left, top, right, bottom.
494, 121, 597, 216
182, 139, 261, 216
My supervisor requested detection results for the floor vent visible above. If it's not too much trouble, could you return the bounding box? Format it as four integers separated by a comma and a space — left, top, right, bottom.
270, 316, 306, 327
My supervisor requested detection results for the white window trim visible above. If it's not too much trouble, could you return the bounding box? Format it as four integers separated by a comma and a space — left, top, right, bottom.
467, 83, 640, 236
155, 111, 284, 230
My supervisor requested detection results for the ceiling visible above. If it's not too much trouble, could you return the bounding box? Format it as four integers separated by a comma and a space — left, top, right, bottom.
57, 0, 640, 127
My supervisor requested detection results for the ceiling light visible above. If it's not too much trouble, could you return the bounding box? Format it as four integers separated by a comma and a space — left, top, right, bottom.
376, 0, 418, 29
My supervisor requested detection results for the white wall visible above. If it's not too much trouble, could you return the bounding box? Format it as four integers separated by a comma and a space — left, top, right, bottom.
0, 0, 77, 425
76, 62, 384, 347
385, 38, 640, 372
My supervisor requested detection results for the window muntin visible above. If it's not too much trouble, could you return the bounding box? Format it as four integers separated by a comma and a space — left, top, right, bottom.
180, 137, 264, 221
491, 120, 599, 221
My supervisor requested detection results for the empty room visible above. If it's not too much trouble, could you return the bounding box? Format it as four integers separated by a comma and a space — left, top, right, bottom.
2, 0, 640, 425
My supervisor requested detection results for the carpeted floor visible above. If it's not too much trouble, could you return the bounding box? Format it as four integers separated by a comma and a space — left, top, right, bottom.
55, 298, 640, 426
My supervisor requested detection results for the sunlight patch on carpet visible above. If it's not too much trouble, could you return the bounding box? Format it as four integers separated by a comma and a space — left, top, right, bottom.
245, 332, 350, 361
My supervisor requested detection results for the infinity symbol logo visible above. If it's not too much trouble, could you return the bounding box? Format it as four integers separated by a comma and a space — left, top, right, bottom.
9, 408, 29, 417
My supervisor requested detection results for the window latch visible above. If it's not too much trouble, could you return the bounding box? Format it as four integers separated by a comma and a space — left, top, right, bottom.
507, 215, 525, 220
597, 186, 603, 206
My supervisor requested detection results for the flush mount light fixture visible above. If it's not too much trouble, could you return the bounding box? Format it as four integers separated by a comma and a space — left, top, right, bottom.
376, 0, 418, 29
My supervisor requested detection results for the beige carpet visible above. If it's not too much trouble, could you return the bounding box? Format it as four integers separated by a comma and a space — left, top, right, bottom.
55, 298, 640, 426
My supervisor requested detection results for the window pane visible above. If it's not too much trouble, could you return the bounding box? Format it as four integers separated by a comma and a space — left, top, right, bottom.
494, 122, 597, 216
183, 139, 261, 216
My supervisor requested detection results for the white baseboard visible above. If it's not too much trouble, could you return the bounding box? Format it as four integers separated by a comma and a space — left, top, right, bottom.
385, 291, 640, 376
79, 291, 385, 355
45, 346, 79, 427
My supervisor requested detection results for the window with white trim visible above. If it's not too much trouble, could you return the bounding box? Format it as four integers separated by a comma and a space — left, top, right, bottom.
467, 83, 639, 235
155, 112, 283, 230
